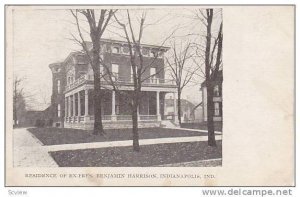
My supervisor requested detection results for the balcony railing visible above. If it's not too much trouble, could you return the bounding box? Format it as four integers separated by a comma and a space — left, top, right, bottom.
65, 74, 176, 91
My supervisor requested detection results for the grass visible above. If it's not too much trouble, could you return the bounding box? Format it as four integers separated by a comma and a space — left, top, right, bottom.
28, 127, 212, 146
50, 140, 222, 167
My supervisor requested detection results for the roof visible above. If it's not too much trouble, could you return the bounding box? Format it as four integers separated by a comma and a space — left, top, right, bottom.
165, 98, 195, 108
87, 38, 170, 51
48, 62, 63, 69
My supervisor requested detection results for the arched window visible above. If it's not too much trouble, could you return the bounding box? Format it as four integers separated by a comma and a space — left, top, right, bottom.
57, 80, 61, 93
112, 46, 120, 54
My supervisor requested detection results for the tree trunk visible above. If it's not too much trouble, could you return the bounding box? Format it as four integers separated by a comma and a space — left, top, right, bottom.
207, 82, 216, 146
93, 73, 104, 135
91, 37, 104, 135
132, 90, 140, 151
204, 9, 216, 146
177, 90, 182, 126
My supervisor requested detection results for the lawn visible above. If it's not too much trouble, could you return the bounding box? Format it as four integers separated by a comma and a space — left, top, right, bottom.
50, 140, 222, 167
28, 127, 212, 146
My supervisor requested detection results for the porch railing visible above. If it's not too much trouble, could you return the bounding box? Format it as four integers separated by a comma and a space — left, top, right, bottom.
139, 115, 158, 120
65, 115, 159, 122
65, 74, 175, 91
116, 115, 132, 121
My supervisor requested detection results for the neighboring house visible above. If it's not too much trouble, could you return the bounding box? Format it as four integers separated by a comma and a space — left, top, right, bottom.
201, 70, 223, 122
19, 107, 53, 127
49, 39, 177, 129
164, 96, 196, 123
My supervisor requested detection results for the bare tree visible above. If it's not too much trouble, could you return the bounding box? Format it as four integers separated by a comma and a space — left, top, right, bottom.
199, 9, 223, 146
13, 76, 26, 126
70, 9, 116, 135
113, 10, 174, 151
166, 41, 199, 126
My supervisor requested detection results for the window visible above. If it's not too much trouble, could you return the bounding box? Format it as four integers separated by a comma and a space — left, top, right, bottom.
150, 51, 157, 57
112, 64, 119, 81
214, 102, 220, 116
123, 46, 129, 54
131, 66, 137, 82
100, 65, 104, 76
112, 46, 120, 54
57, 104, 61, 117
68, 76, 74, 85
142, 48, 149, 56
57, 80, 61, 93
214, 85, 220, 97
150, 67, 157, 83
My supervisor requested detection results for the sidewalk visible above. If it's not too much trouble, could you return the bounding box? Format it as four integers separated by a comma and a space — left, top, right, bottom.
166, 127, 222, 134
13, 127, 222, 167
44, 135, 222, 152
13, 128, 58, 167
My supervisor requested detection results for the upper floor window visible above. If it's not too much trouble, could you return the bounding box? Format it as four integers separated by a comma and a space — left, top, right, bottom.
57, 104, 61, 117
150, 67, 157, 84
57, 80, 61, 93
158, 51, 164, 58
112, 46, 120, 54
100, 65, 104, 76
67, 76, 73, 85
142, 48, 149, 56
214, 102, 220, 116
214, 85, 220, 97
150, 51, 157, 58
112, 64, 119, 81
123, 46, 129, 54
131, 65, 137, 82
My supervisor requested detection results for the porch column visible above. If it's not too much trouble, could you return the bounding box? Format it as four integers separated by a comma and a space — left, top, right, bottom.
68, 96, 71, 119
65, 97, 68, 121
111, 90, 117, 121
78, 92, 81, 119
156, 91, 161, 121
84, 89, 89, 116
173, 92, 178, 123
73, 93, 76, 122
137, 105, 140, 121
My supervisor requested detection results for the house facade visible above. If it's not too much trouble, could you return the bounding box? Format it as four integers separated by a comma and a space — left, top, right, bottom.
49, 39, 177, 129
201, 70, 223, 122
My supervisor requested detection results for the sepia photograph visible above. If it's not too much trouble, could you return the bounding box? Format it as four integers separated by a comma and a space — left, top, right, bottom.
11, 7, 223, 168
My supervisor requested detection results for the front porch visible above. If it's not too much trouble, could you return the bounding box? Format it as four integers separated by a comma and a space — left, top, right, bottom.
64, 89, 178, 129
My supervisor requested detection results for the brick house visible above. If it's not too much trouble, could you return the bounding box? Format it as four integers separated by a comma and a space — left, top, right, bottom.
49, 39, 177, 129
201, 70, 223, 122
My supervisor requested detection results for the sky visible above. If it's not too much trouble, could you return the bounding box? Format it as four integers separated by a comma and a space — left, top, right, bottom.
11, 6, 222, 110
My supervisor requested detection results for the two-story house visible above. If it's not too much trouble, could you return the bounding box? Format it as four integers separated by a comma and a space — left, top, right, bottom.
201, 70, 223, 122
49, 39, 178, 129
